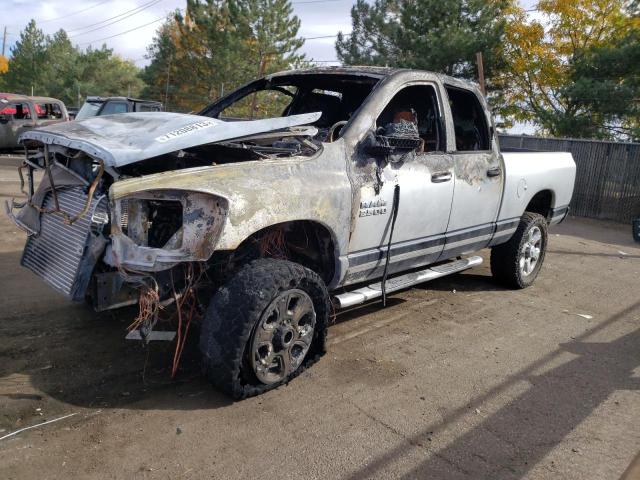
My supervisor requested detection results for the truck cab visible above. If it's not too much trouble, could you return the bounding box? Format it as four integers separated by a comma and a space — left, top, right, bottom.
75, 96, 163, 121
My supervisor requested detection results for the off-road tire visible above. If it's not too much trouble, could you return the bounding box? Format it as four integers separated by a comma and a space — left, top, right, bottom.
199, 258, 330, 399
490, 212, 548, 289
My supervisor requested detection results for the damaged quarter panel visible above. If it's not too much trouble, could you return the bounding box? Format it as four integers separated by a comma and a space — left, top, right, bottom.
109, 140, 352, 279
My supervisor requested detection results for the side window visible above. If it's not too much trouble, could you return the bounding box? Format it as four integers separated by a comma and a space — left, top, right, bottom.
0, 102, 31, 120
376, 84, 444, 153
100, 102, 129, 115
221, 88, 295, 120
445, 86, 490, 151
138, 104, 161, 112
52, 103, 64, 119
35, 103, 64, 119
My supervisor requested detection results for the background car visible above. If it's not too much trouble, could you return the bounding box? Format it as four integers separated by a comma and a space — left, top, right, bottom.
0, 93, 69, 151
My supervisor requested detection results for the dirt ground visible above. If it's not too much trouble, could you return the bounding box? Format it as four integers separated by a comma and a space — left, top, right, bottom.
1, 155, 639, 479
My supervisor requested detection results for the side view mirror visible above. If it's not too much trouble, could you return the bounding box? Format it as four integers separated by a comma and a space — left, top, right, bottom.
0, 114, 9, 124
363, 133, 422, 159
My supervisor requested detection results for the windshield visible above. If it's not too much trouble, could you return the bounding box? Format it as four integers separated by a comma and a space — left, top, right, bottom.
200, 74, 380, 128
75, 101, 102, 121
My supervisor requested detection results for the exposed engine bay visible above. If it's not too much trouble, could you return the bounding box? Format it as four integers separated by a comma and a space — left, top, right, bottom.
6, 115, 327, 310
4, 68, 386, 360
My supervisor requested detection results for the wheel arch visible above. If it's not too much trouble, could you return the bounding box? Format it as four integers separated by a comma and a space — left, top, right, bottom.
525, 189, 555, 221
223, 220, 339, 286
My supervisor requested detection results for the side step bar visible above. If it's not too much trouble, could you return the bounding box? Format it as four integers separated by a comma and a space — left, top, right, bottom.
333, 256, 483, 309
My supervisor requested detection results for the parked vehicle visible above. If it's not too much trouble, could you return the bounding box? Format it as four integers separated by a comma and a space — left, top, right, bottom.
0, 93, 68, 150
6, 67, 575, 398
75, 96, 163, 120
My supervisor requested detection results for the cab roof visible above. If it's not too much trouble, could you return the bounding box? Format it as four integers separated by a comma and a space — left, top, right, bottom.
0, 93, 65, 103
85, 96, 162, 105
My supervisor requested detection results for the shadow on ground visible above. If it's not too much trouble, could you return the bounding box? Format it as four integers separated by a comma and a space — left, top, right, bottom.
0, 249, 503, 415
343, 300, 640, 480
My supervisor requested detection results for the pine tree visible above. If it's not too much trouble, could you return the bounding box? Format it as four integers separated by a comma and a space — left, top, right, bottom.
143, 0, 305, 112
336, 0, 509, 79
3, 20, 47, 96
40, 30, 80, 105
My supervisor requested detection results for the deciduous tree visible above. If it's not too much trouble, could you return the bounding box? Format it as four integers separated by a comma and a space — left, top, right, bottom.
495, 0, 638, 139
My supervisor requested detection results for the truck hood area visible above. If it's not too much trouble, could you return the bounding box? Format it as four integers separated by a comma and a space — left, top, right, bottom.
19, 111, 322, 167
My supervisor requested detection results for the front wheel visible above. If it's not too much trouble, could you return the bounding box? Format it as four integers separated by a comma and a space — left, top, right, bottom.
490, 212, 548, 289
199, 258, 330, 399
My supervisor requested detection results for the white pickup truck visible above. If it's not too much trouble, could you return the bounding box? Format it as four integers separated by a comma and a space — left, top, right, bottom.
7, 67, 575, 398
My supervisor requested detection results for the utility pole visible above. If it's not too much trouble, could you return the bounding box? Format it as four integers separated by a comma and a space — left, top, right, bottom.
476, 51, 486, 96
249, 52, 267, 119
165, 57, 171, 110
2, 26, 7, 57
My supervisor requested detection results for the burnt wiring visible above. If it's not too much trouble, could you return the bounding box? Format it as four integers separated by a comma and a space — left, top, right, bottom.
29, 149, 105, 226
258, 227, 289, 258
381, 184, 400, 307
169, 264, 204, 378
123, 261, 208, 379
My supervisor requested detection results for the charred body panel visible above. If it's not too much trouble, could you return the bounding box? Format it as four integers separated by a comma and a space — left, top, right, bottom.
107, 140, 352, 283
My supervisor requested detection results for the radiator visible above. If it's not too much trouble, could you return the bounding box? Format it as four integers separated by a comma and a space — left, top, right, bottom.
21, 186, 108, 299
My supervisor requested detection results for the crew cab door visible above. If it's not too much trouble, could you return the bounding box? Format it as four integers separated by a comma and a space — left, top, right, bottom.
344, 82, 454, 285
439, 85, 503, 260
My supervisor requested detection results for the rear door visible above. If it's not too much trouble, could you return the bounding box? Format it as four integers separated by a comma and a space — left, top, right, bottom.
439, 85, 503, 260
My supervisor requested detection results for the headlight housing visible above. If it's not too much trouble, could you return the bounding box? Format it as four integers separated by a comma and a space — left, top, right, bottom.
108, 189, 228, 271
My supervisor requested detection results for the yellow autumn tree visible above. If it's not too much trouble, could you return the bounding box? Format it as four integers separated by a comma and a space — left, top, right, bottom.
0, 55, 8, 75
494, 0, 636, 135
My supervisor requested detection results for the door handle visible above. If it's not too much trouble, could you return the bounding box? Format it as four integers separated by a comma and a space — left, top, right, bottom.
487, 167, 502, 177
431, 172, 452, 183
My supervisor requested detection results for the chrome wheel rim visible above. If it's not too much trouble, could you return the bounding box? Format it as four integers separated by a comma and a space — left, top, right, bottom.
519, 226, 542, 276
250, 289, 316, 385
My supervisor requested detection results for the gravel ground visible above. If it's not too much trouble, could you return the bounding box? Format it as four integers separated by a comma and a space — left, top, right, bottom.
0, 157, 639, 479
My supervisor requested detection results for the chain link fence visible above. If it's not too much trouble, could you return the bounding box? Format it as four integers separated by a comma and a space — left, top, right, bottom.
499, 134, 640, 224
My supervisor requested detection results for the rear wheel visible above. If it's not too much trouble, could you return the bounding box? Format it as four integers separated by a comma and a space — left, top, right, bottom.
199, 258, 329, 399
490, 212, 548, 289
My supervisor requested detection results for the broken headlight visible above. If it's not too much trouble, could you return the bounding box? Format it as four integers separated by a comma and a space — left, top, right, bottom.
108, 190, 228, 271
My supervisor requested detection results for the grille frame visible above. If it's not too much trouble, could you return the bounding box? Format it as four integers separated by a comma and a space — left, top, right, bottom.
21, 187, 108, 300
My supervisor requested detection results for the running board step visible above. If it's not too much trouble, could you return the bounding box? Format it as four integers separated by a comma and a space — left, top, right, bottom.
333, 256, 483, 309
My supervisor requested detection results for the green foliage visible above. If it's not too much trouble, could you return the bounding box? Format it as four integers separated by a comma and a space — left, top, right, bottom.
0, 20, 144, 107
335, 0, 510, 79
142, 0, 306, 112
2, 20, 47, 95
495, 0, 638, 140
563, 29, 639, 140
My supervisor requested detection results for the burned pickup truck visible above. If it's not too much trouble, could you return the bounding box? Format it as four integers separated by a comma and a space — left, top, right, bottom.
6, 67, 575, 398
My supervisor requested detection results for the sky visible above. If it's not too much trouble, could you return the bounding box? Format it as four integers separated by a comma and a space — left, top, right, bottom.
1, 0, 354, 66
1, 0, 539, 68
